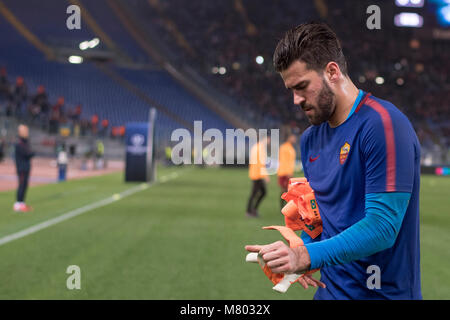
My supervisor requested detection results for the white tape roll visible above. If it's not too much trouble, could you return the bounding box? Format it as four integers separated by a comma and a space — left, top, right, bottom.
246, 252, 259, 263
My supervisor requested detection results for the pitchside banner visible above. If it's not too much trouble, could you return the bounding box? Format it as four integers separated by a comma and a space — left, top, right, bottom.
125, 109, 157, 182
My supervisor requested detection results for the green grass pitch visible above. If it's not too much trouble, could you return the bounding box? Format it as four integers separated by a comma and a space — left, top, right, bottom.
0, 165, 448, 299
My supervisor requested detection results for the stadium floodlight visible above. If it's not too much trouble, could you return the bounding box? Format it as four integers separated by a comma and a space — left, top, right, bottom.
79, 41, 89, 50
395, 0, 425, 7
89, 38, 100, 48
438, 5, 450, 26
375, 76, 384, 84
79, 38, 100, 50
256, 56, 264, 64
68, 55, 83, 64
394, 12, 424, 27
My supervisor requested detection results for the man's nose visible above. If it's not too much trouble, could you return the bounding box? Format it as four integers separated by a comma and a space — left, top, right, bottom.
293, 91, 305, 106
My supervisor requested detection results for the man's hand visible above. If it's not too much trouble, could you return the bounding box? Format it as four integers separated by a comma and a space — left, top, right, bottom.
296, 274, 326, 289
245, 241, 310, 274
245, 241, 326, 289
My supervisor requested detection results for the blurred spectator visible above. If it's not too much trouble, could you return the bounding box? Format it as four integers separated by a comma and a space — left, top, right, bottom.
49, 96, 66, 134
91, 114, 99, 135
72, 104, 82, 123
7, 76, 27, 118
111, 126, 118, 139
80, 118, 90, 136
0, 71, 105, 141
0, 67, 10, 103
0, 137, 5, 162
100, 118, 109, 137
118, 125, 125, 139
53, 96, 65, 115
28, 85, 49, 126
95, 140, 105, 169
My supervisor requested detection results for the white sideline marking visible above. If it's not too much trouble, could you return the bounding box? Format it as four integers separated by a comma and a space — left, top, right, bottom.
0, 171, 182, 247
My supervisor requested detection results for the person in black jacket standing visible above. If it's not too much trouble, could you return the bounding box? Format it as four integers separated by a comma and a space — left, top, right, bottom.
14, 124, 34, 212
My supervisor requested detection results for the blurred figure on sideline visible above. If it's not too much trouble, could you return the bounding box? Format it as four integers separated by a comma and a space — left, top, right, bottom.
0, 137, 5, 162
246, 135, 270, 218
14, 124, 34, 212
95, 140, 105, 169
277, 133, 297, 210
165, 145, 173, 166
57, 144, 68, 182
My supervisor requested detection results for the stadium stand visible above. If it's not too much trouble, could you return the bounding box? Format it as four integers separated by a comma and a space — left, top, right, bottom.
120, 0, 449, 164
0, 0, 448, 164
77, 0, 150, 63
0, 0, 240, 158
115, 67, 231, 132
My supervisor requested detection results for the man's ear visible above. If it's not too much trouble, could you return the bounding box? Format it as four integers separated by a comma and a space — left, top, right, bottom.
324, 62, 341, 83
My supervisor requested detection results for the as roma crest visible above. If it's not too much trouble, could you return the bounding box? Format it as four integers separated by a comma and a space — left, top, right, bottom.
339, 142, 350, 165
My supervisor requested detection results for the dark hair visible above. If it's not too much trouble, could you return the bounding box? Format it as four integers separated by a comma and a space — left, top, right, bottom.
273, 22, 347, 75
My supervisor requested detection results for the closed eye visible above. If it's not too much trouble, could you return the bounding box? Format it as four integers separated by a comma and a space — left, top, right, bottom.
290, 81, 309, 91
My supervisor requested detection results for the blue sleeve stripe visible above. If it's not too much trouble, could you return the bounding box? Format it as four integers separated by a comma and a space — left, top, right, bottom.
305, 192, 411, 269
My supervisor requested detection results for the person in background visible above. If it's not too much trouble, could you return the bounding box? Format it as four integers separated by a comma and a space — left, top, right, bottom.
0, 137, 5, 162
54, 96, 65, 115
8, 76, 27, 118
0, 67, 10, 105
100, 118, 109, 137
246, 135, 270, 218
277, 133, 297, 210
29, 85, 49, 125
95, 140, 105, 169
91, 114, 99, 135
57, 144, 68, 182
14, 124, 34, 212
111, 126, 118, 139
80, 118, 90, 136
71, 104, 82, 127
118, 126, 125, 140
165, 145, 172, 166
49, 97, 64, 134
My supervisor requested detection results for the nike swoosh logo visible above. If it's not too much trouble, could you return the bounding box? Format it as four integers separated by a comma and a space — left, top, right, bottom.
309, 155, 319, 162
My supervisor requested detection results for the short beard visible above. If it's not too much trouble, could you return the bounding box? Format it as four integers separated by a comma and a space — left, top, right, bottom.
307, 79, 336, 126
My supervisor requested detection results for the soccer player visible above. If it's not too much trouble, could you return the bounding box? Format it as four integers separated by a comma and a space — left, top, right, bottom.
14, 124, 35, 212
246, 135, 270, 218
245, 22, 421, 299
277, 133, 297, 210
